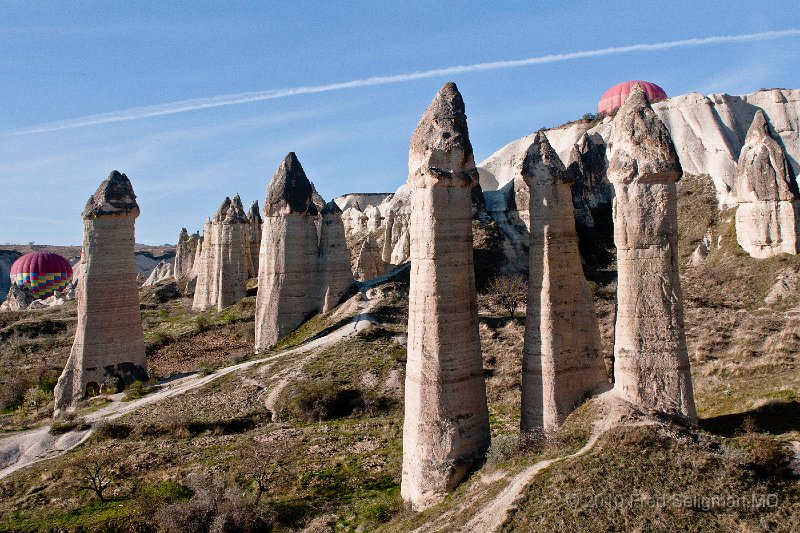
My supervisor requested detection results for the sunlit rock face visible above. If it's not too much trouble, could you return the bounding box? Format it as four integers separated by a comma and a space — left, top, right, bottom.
254, 152, 321, 352
607, 86, 697, 423
733, 109, 800, 258
54, 171, 147, 417
318, 200, 354, 313
401, 83, 490, 511
192, 195, 251, 311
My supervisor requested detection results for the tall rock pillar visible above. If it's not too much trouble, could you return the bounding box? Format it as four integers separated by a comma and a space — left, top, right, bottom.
54, 171, 147, 416
401, 83, 490, 510
734, 109, 800, 258
247, 200, 263, 277
319, 200, 354, 313
254, 152, 320, 352
608, 85, 697, 423
521, 132, 607, 434
217, 195, 251, 309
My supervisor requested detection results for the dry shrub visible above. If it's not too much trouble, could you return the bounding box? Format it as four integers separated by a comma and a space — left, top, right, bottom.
156, 476, 276, 533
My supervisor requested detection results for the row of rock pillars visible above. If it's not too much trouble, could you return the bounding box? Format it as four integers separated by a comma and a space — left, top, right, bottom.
53, 156, 354, 414
400, 83, 697, 510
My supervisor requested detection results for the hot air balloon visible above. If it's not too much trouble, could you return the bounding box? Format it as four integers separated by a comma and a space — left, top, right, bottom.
597, 80, 667, 115
9, 252, 73, 299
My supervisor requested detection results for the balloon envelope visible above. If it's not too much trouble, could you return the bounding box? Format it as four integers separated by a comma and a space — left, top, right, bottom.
9, 252, 73, 299
597, 81, 668, 115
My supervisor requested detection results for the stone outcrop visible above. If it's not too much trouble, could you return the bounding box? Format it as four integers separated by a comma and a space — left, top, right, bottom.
401, 83, 490, 510
247, 201, 263, 277
54, 171, 147, 416
381, 184, 413, 266
254, 153, 321, 352
353, 234, 385, 281
192, 196, 252, 311
0, 250, 22, 303
174, 228, 201, 281
607, 86, 697, 423
521, 132, 607, 434
0, 282, 34, 311
733, 110, 800, 258
142, 260, 174, 286
318, 201, 355, 313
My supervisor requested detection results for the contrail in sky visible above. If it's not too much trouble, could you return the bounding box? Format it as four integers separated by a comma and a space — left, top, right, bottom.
5, 29, 800, 137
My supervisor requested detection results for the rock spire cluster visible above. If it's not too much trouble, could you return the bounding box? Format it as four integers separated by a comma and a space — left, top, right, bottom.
401, 83, 490, 510
192, 195, 253, 311
54, 171, 147, 416
174, 228, 201, 282
607, 85, 697, 422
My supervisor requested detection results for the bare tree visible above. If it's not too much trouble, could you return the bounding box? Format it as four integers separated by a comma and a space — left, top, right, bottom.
487, 275, 527, 318
77, 458, 119, 502
240, 443, 285, 504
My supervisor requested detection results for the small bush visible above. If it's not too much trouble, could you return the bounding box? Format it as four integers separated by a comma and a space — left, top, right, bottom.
278, 380, 362, 422
123, 380, 154, 401
0, 375, 30, 411
92, 421, 132, 440
23, 386, 50, 411
50, 416, 90, 435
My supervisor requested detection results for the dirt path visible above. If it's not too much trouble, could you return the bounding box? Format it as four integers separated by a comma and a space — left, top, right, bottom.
0, 291, 381, 480
415, 391, 641, 533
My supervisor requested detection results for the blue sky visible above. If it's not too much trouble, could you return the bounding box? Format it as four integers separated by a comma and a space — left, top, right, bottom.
1, 1, 799, 245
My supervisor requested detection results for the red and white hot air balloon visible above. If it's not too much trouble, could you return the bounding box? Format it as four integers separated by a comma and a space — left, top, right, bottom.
597, 80, 668, 115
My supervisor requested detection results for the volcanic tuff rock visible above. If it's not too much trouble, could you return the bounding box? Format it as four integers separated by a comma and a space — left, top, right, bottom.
353, 234, 385, 281
607, 86, 697, 423
475, 89, 800, 273
174, 228, 201, 281
521, 132, 607, 434
733, 110, 800, 258
192, 196, 253, 311
254, 153, 321, 352
0, 282, 34, 311
401, 83, 490, 510
247, 200, 263, 277
318, 201, 355, 313
0, 250, 22, 303
54, 171, 147, 416
142, 259, 174, 286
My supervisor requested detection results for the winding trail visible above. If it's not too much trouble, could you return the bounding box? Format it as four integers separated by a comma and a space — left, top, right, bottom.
0, 277, 390, 480
414, 391, 644, 533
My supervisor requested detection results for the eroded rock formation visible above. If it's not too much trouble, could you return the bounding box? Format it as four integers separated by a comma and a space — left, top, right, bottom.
142, 259, 174, 286
733, 110, 800, 258
319, 201, 354, 313
174, 228, 201, 281
247, 200, 263, 277
192, 196, 252, 311
353, 234, 384, 281
401, 83, 490, 510
607, 86, 697, 423
254, 153, 321, 351
54, 171, 147, 416
521, 132, 607, 434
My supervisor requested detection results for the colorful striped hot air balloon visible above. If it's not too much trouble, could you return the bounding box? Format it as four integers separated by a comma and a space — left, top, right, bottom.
9, 252, 73, 299
597, 80, 668, 115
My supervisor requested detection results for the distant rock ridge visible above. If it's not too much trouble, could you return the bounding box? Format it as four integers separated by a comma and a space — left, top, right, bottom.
474, 87, 800, 264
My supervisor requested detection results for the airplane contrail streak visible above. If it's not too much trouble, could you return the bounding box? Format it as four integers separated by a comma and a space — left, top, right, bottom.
5, 29, 799, 137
